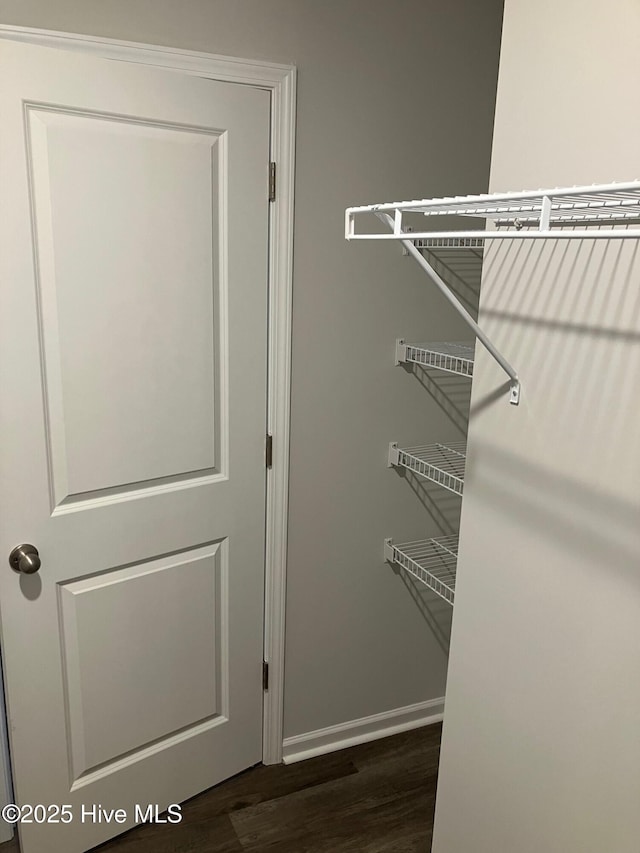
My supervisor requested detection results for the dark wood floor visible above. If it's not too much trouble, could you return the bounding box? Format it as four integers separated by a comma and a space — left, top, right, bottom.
1, 723, 441, 852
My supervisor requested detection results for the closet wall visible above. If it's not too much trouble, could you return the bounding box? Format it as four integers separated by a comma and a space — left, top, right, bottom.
433, 2, 640, 851
0, 1, 505, 741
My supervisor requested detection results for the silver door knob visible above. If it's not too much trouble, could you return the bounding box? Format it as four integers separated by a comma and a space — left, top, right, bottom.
9, 544, 41, 575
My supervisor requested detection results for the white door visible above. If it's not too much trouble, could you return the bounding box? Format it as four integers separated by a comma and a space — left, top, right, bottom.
0, 39, 270, 853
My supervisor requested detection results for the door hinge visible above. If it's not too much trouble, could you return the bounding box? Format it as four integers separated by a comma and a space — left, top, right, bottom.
269, 161, 276, 202
262, 661, 269, 691
265, 433, 273, 469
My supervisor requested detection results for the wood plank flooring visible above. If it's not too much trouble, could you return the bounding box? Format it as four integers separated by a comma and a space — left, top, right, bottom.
0, 723, 441, 852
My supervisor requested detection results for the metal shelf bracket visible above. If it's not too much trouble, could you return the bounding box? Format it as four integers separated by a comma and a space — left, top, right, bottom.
383, 538, 395, 563
395, 338, 408, 366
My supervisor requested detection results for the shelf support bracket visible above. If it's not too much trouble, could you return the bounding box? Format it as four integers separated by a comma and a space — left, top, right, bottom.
539, 195, 551, 231
376, 212, 520, 405
395, 338, 408, 365
387, 442, 399, 467
384, 538, 395, 563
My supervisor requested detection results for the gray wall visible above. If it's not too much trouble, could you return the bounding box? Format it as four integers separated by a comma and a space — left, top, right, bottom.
433, 1, 640, 851
0, 1, 504, 739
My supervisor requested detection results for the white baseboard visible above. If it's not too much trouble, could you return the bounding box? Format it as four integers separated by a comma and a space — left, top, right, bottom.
282, 696, 444, 765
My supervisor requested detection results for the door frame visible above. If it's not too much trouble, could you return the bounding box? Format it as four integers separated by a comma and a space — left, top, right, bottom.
0, 25, 295, 769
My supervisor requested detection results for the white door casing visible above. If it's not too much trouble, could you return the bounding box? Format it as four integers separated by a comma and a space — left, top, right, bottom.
0, 35, 294, 853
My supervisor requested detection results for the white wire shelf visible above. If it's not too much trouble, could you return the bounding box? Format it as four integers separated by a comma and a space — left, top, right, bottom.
384, 535, 458, 605
345, 180, 640, 244
396, 339, 474, 378
388, 441, 466, 496
415, 236, 485, 250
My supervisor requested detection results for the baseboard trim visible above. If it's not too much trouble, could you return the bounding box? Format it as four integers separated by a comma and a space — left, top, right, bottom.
282, 696, 445, 765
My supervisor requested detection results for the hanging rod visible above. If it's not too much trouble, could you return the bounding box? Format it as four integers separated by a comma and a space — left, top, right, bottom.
376, 211, 520, 404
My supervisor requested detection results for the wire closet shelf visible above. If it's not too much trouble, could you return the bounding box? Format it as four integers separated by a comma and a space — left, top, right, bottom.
388, 441, 466, 496
346, 180, 640, 247
385, 536, 458, 606
396, 339, 474, 378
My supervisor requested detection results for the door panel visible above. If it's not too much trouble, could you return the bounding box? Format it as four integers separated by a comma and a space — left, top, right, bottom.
58, 543, 224, 780
0, 39, 270, 853
28, 107, 223, 502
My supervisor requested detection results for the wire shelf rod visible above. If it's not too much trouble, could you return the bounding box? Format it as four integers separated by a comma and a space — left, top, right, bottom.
347, 228, 640, 241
